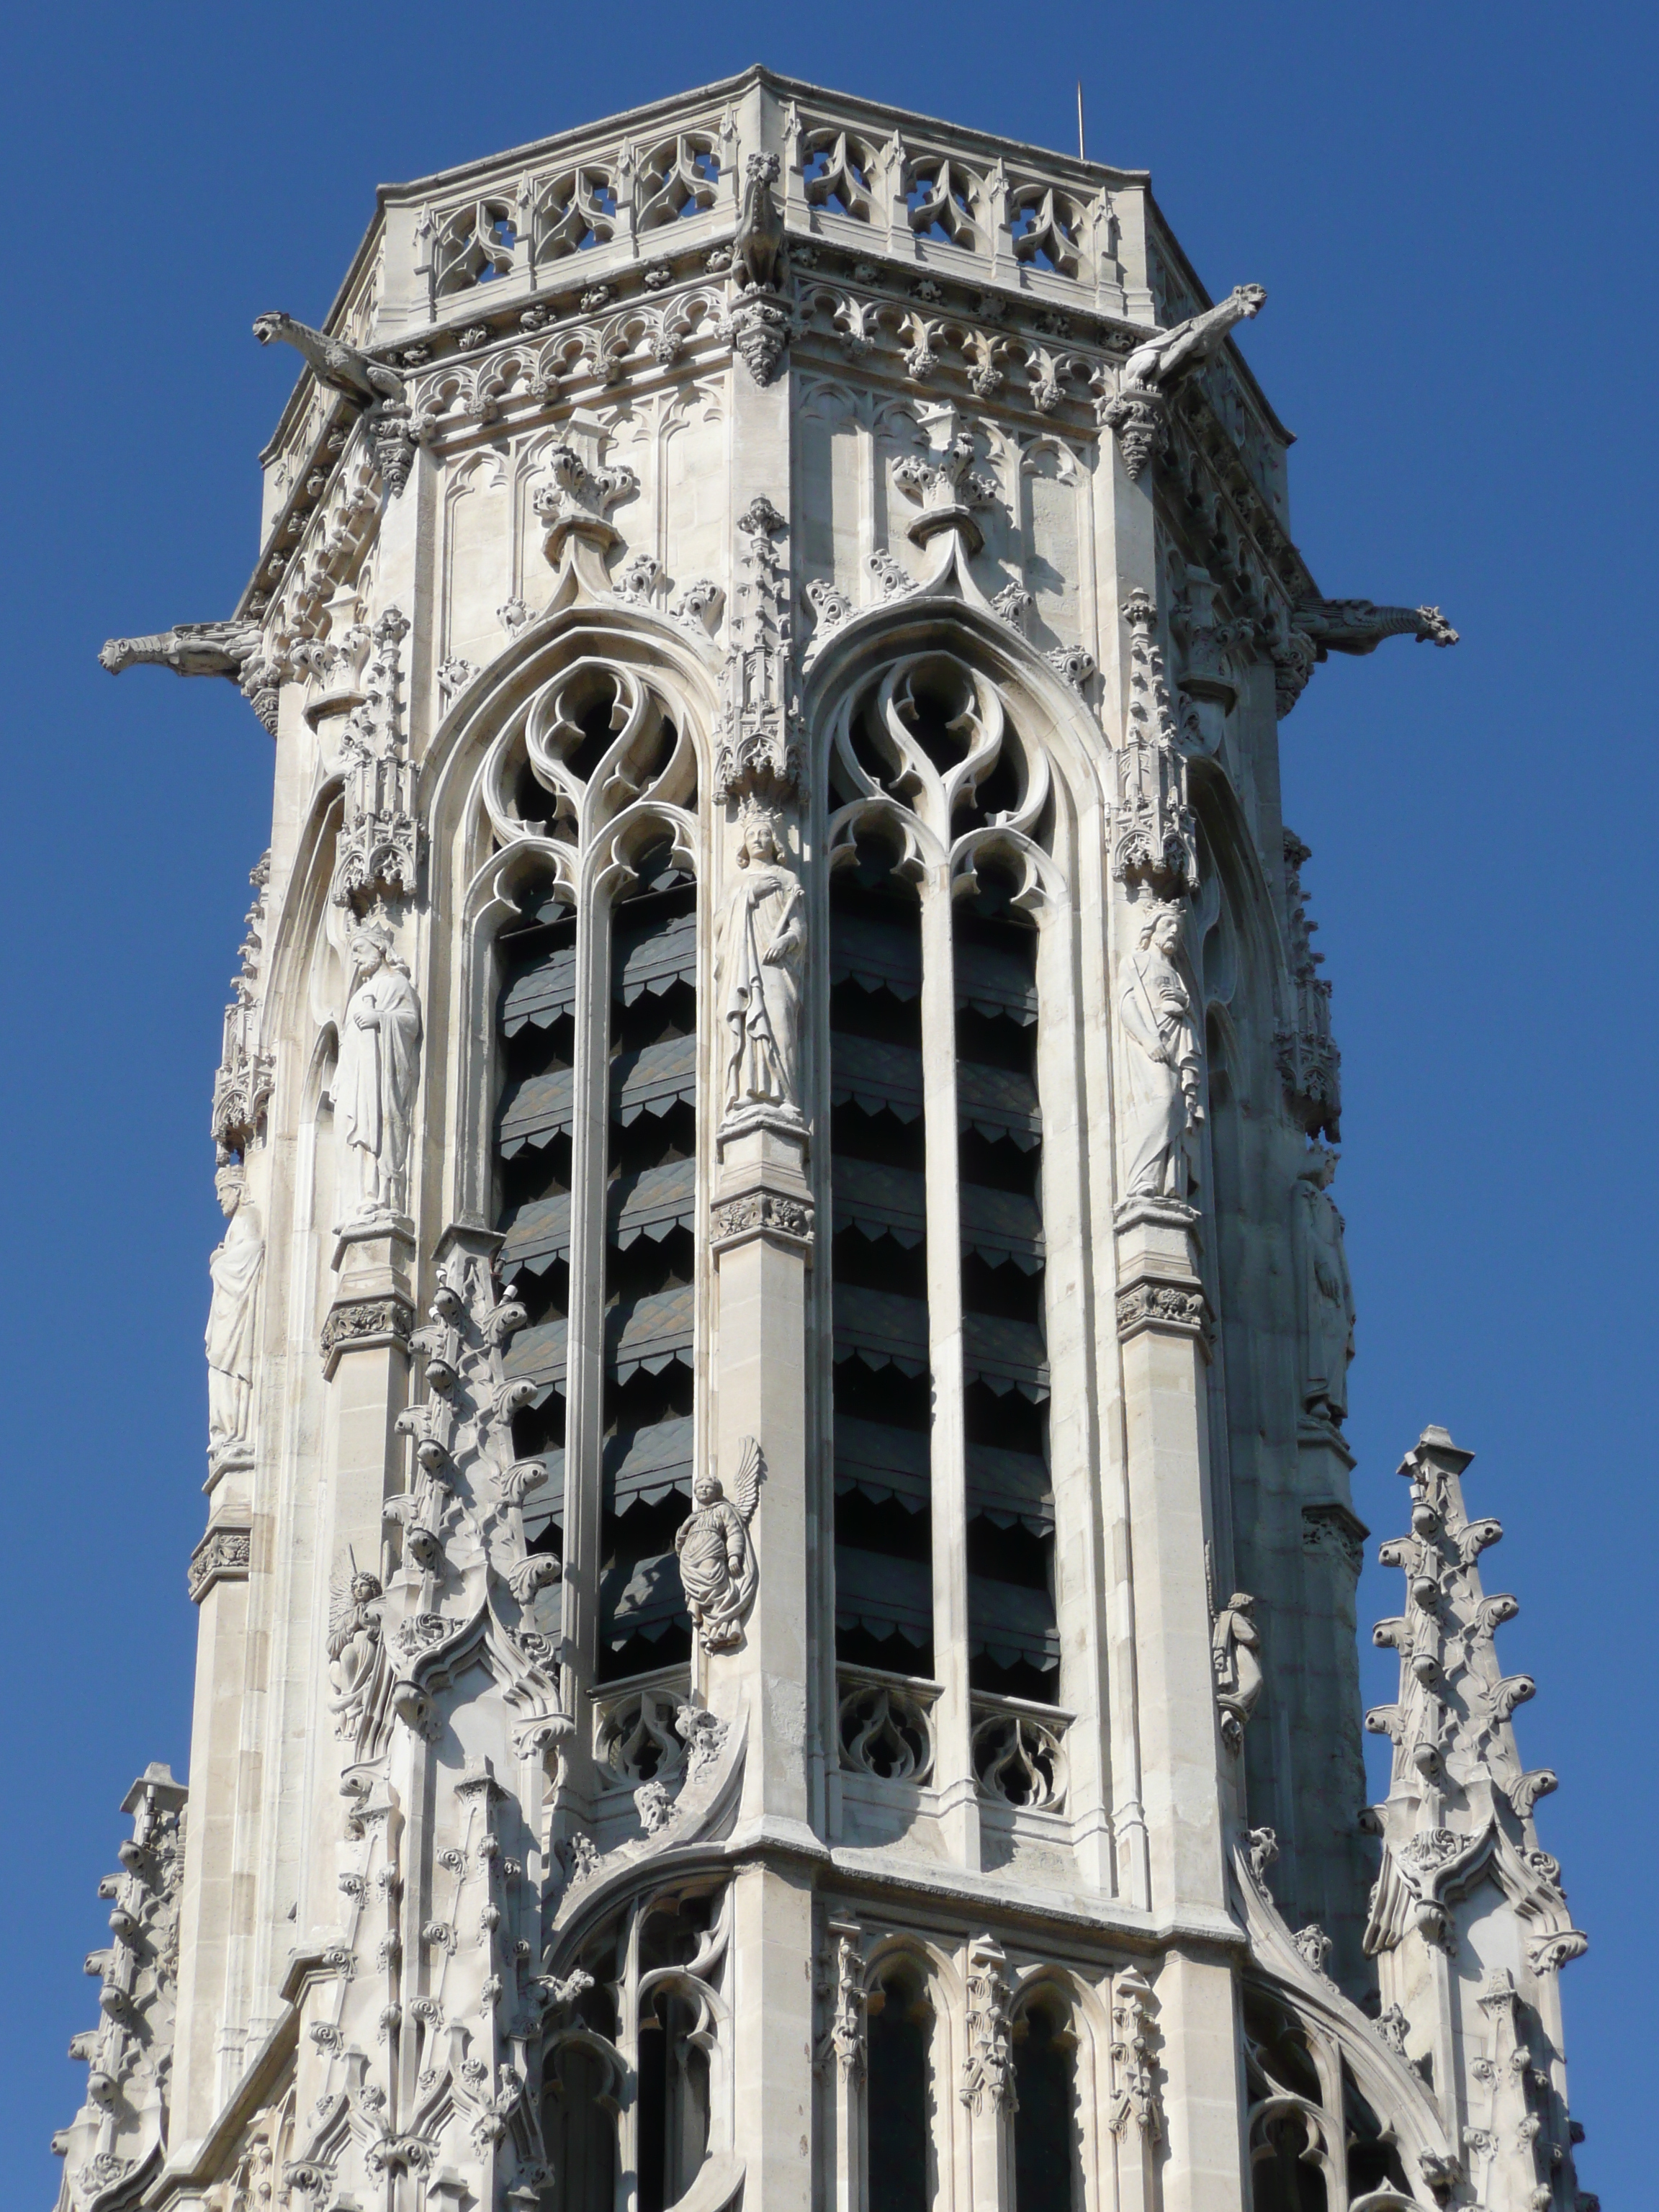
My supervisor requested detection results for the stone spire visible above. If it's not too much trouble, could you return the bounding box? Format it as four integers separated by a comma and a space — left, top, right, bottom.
1365, 1426, 1590, 2208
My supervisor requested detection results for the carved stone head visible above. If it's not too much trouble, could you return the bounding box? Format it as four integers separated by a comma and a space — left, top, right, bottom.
215, 1164, 245, 1218
1136, 897, 1187, 955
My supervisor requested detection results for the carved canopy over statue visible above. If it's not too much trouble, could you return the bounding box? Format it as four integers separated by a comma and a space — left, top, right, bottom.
721, 803, 805, 1123
206, 1164, 264, 1467
337, 923, 422, 1226
1118, 900, 1205, 1201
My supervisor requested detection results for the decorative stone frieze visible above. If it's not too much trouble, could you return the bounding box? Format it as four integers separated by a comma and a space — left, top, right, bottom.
188, 1524, 253, 1603
709, 1189, 814, 1250
1115, 1278, 1209, 1340
320, 1293, 415, 1376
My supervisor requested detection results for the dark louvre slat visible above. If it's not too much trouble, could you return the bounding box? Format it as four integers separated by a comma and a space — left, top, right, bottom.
604, 1416, 696, 1513
832, 1285, 930, 1376
829, 910, 922, 1000
499, 943, 577, 1036
968, 1576, 1060, 1671
613, 907, 698, 1003
835, 1416, 930, 1512
960, 1183, 1045, 1269
599, 1550, 688, 1650
496, 1066, 574, 1157
954, 935, 1038, 1025
608, 1157, 696, 1247
607, 1283, 695, 1381
834, 1546, 933, 1645
963, 1312, 1049, 1400
831, 1158, 927, 1248
499, 1191, 571, 1274
611, 1032, 698, 1124
502, 1316, 568, 1406
967, 1445, 1053, 1534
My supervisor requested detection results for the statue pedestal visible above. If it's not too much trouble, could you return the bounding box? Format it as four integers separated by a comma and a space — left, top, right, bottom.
323, 1217, 415, 1380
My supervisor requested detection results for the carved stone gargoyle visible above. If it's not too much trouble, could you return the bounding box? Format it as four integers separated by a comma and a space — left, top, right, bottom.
1292, 597, 1460, 656
727, 154, 792, 386
99, 620, 279, 734
252, 311, 421, 495
1102, 284, 1267, 479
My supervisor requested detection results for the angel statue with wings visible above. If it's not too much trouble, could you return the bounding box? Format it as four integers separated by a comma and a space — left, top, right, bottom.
327, 1556, 385, 1737
675, 1439, 763, 1653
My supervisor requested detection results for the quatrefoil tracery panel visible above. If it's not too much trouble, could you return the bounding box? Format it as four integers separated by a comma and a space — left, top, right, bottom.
531, 168, 620, 263
803, 130, 876, 222
904, 158, 982, 252
637, 135, 723, 229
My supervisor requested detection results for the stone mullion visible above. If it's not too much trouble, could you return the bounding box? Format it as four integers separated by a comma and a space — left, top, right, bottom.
919, 861, 978, 1867
558, 881, 613, 1807
1031, 899, 1114, 1892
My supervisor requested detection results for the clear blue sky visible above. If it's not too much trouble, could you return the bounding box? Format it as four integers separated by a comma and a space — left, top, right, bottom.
4, 2, 1652, 2200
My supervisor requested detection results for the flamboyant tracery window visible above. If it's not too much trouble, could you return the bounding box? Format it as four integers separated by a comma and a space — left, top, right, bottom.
826, 652, 1064, 1809
484, 655, 701, 1697
542, 1878, 731, 2212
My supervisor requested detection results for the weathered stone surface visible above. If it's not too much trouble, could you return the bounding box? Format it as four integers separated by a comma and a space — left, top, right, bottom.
65, 66, 1583, 2212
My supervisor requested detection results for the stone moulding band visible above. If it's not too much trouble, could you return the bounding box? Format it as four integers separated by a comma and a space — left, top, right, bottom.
320, 1295, 415, 1377
189, 1524, 253, 1604
1115, 1277, 1210, 1343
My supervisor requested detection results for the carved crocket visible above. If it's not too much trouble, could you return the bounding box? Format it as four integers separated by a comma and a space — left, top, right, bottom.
251, 312, 405, 410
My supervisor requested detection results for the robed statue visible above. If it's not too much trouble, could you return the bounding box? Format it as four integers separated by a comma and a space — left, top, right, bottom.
1296, 1146, 1355, 1424
207, 1164, 264, 1467
338, 924, 422, 1224
722, 806, 805, 1119
675, 1441, 764, 1653
1118, 900, 1205, 1200
1212, 1591, 1262, 1748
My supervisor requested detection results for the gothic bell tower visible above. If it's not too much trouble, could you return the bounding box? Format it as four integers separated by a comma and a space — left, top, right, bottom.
63, 66, 1591, 2212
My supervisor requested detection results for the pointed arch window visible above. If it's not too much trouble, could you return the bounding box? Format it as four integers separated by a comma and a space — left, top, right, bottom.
825, 652, 1066, 1804
477, 652, 702, 1704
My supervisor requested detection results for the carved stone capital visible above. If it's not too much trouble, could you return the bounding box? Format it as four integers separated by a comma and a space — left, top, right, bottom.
322, 1295, 415, 1377
189, 1523, 253, 1604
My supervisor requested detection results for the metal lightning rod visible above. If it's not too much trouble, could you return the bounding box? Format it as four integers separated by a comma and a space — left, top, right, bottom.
1077, 81, 1086, 162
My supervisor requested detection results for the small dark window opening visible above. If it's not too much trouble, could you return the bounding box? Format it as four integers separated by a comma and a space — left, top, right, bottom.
867, 1968, 931, 2212
1013, 1999, 1076, 2212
